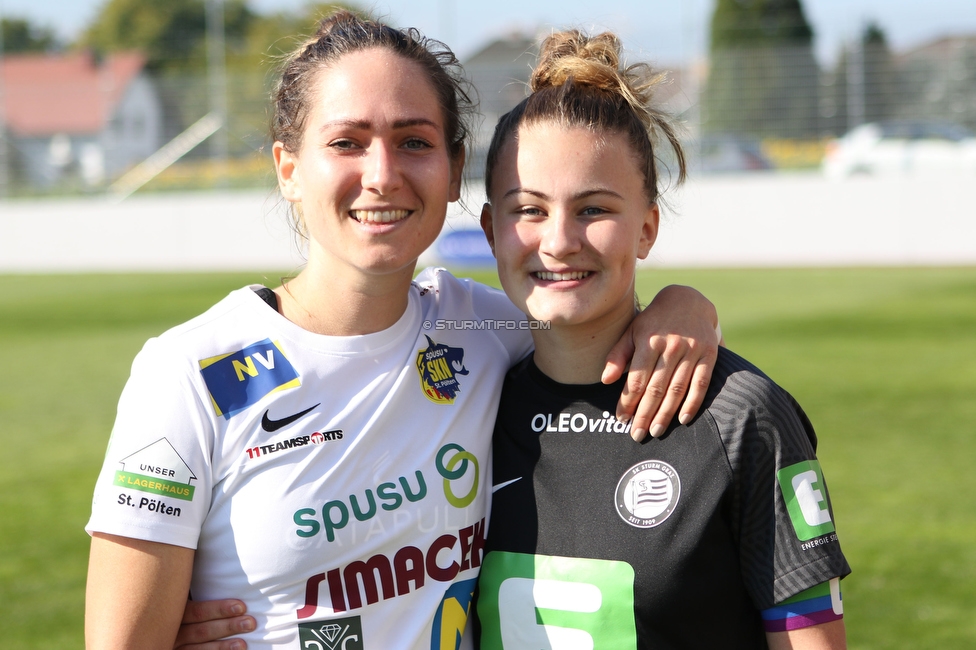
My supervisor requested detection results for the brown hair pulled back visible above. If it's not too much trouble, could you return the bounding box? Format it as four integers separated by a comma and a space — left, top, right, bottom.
484, 29, 686, 204
272, 10, 473, 161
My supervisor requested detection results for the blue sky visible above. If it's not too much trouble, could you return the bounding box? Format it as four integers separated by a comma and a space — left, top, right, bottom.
2, 0, 975, 65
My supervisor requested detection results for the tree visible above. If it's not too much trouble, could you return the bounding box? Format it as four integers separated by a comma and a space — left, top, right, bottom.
819, 22, 896, 134
215, 2, 361, 80
2, 17, 58, 53
217, 3, 363, 154
709, 0, 813, 47
79, 0, 254, 72
860, 23, 895, 124
703, 0, 821, 138
75, 1, 363, 161
78, 0, 358, 73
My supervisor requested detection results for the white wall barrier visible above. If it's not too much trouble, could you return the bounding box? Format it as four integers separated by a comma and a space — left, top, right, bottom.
1, 172, 974, 272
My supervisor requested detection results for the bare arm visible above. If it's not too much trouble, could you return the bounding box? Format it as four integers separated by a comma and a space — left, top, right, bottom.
604, 284, 721, 441
767, 619, 847, 650
86, 533, 194, 650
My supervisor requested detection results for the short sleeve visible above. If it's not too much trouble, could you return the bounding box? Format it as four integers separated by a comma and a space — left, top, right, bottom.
708, 350, 851, 610
86, 337, 215, 549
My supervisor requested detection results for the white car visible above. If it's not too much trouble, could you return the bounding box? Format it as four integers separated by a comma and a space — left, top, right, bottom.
823, 121, 976, 177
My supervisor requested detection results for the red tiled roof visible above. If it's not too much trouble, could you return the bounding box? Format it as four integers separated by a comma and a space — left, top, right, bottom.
1, 51, 146, 136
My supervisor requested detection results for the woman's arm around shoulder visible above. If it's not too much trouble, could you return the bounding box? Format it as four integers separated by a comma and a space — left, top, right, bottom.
175, 599, 255, 650
86, 533, 194, 650
604, 284, 721, 441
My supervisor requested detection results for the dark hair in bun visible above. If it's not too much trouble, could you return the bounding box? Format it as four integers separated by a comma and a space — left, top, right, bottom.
485, 29, 686, 204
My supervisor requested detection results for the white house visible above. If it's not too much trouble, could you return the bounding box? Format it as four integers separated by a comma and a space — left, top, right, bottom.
0, 51, 162, 188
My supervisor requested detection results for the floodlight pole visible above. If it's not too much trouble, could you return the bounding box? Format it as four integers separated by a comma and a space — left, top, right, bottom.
846, 35, 865, 130
206, 0, 228, 185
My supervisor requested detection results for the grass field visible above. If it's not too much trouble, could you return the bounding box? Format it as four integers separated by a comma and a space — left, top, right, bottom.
1, 268, 974, 648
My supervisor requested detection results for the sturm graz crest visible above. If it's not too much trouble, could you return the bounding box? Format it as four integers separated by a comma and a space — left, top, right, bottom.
298, 615, 363, 650
614, 460, 681, 528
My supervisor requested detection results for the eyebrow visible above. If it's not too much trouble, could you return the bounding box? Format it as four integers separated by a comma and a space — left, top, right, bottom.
319, 117, 441, 132
502, 187, 625, 201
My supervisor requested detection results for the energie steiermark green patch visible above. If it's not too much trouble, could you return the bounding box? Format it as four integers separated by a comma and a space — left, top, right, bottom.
777, 460, 835, 541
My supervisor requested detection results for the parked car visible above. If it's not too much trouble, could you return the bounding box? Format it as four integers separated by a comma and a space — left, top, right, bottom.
687, 133, 774, 174
823, 120, 976, 177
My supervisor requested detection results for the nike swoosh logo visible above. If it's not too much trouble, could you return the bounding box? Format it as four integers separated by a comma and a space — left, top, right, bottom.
492, 477, 522, 493
261, 403, 320, 432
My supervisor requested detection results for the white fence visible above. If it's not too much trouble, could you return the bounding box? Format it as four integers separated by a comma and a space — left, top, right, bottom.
1, 172, 974, 273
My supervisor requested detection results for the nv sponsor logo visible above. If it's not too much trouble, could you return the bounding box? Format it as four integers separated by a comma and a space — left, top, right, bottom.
297, 519, 485, 619
199, 338, 300, 419
298, 615, 363, 650
293, 444, 479, 542
778, 460, 836, 541
114, 438, 197, 501
478, 552, 637, 649
416, 336, 469, 404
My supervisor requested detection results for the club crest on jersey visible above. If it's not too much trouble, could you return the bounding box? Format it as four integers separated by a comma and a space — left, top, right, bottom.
416, 336, 469, 404
614, 460, 681, 528
199, 338, 300, 419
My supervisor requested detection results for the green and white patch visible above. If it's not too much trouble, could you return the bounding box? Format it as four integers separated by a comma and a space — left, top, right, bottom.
478, 552, 636, 649
114, 438, 197, 501
777, 459, 835, 541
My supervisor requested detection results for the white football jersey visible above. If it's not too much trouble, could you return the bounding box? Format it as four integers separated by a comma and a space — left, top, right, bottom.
87, 268, 532, 649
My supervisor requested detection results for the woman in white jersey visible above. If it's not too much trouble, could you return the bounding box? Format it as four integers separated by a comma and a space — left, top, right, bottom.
85, 11, 720, 650
476, 29, 849, 649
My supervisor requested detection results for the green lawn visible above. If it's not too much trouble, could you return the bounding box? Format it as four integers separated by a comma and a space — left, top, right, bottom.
1, 268, 974, 648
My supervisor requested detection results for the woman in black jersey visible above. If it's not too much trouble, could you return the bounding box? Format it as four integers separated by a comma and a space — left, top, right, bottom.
476, 29, 850, 649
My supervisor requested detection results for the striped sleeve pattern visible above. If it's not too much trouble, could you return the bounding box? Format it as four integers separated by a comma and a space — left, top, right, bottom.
705, 348, 851, 610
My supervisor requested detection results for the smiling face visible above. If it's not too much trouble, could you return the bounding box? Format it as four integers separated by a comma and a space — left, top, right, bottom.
274, 48, 463, 287
482, 122, 658, 334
